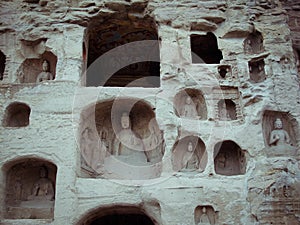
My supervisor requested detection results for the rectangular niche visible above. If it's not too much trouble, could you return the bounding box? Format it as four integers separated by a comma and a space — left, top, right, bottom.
212, 86, 243, 122
248, 58, 266, 83
85, 14, 160, 87
190, 32, 223, 64
217, 65, 232, 79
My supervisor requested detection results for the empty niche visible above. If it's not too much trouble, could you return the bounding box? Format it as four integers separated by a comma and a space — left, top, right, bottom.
80, 98, 164, 179
262, 110, 298, 156
76, 205, 157, 225
172, 136, 207, 172
214, 140, 246, 176
3, 102, 31, 127
191, 32, 223, 64
17, 51, 57, 83
174, 89, 207, 120
85, 14, 160, 87
244, 31, 264, 54
4, 159, 56, 219
217, 99, 237, 121
248, 58, 266, 82
217, 65, 231, 79
0, 50, 6, 80
194, 205, 217, 225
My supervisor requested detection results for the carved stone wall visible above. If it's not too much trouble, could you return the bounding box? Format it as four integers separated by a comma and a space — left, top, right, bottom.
0, 0, 300, 225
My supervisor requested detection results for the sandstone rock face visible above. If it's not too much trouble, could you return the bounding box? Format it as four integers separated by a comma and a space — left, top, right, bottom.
0, 0, 299, 224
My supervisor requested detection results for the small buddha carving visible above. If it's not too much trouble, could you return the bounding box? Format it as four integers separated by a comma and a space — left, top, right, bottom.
27, 167, 54, 201
265, 117, 297, 157
36, 60, 53, 82
269, 118, 291, 147
181, 96, 198, 119
198, 207, 212, 225
144, 121, 163, 163
181, 142, 199, 171
81, 127, 105, 173
219, 101, 231, 121
113, 112, 148, 165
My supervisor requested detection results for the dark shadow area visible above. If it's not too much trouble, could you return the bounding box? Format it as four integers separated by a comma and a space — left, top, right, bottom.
191, 32, 223, 64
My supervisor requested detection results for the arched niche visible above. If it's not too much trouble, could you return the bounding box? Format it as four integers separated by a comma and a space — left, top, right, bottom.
172, 136, 207, 172
262, 110, 298, 156
217, 99, 237, 121
174, 89, 207, 120
248, 58, 266, 83
4, 158, 57, 219
85, 14, 160, 87
76, 205, 159, 225
3, 102, 31, 127
190, 32, 223, 64
217, 65, 231, 79
0, 50, 6, 80
214, 140, 246, 176
17, 51, 57, 83
194, 205, 217, 225
80, 98, 164, 179
244, 31, 264, 54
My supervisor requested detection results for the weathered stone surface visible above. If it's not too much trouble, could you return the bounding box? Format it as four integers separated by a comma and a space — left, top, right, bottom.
0, 0, 299, 224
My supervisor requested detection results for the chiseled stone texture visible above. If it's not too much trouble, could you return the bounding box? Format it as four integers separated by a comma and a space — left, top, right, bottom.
0, 0, 300, 224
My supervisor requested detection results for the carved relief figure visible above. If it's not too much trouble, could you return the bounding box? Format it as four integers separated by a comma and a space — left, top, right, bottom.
219, 101, 231, 120
36, 60, 53, 82
269, 118, 291, 146
181, 96, 198, 118
198, 207, 211, 225
280, 57, 291, 73
81, 127, 106, 173
113, 112, 148, 165
144, 120, 163, 163
181, 142, 199, 171
27, 167, 54, 201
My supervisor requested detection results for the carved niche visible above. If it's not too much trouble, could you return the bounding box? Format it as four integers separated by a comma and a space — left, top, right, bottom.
194, 206, 217, 225
190, 32, 223, 64
262, 110, 298, 157
214, 140, 246, 176
80, 98, 164, 179
217, 65, 231, 79
217, 99, 237, 121
5, 159, 56, 219
85, 16, 160, 87
213, 87, 243, 122
174, 89, 207, 120
17, 51, 57, 83
172, 136, 207, 172
2, 102, 31, 127
244, 31, 264, 54
248, 58, 266, 83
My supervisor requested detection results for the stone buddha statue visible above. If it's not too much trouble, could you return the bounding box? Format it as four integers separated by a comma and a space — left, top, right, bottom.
269, 118, 291, 146
198, 207, 211, 225
27, 167, 54, 201
114, 112, 148, 165
266, 118, 297, 157
36, 60, 54, 82
181, 96, 198, 119
181, 141, 199, 171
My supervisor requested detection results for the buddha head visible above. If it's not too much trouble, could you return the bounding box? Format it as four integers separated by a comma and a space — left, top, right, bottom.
274, 118, 283, 129
121, 112, 130, 129
42, 60, 49, 72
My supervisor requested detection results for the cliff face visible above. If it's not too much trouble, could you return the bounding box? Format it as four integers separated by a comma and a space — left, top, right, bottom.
0, 1, 299, 225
